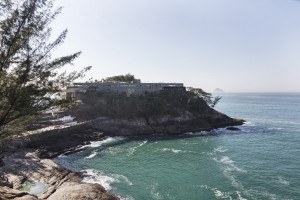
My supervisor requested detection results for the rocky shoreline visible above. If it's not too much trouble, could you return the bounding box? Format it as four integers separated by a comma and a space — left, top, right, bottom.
0, 139, 119, 200
0, 113, 244, 200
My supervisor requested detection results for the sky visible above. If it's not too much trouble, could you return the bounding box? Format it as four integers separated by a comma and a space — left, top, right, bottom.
51, 0, 300, 93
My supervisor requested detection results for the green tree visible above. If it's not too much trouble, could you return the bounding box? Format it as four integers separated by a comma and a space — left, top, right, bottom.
0, 0, 90, 133
189, 87, 222, 108
103, 73, 135, 83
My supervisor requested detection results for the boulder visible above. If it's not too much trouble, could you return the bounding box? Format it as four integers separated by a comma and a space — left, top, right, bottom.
226, 126, 241, 131
47, 182, 118, 200
0, 186, 37, 200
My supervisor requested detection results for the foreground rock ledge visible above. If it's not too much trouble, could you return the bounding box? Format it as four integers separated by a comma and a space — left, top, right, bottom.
0, 150, 118, 200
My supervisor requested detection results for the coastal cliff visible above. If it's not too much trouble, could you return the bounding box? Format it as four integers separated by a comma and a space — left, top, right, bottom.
25, 104, 243, 158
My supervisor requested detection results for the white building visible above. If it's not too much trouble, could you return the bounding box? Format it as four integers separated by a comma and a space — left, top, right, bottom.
64, 80, 186, 100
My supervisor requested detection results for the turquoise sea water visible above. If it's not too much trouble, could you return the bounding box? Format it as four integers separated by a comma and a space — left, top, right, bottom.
55, 93, 300, 200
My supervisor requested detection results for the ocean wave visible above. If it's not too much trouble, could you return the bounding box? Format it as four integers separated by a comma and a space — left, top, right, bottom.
82, 169, 116, 190
214, 146, 228, 153
81, 169, 133, 191
255, 190, 279, 200
161, 148, 200, 155
82, 136, 126, 148
276, 176, 290, 186
214, 189, 233, 200
150, 183, 164, 200
242, 121, 256, 127
267, 127, 284, 130
213, 155, 248, 198
215, 156, 247, 173
236, 191, 247, 200
220, 156, 234, 165
212, 156, 255, 199
200, 185, 235, 200
114, 174, 133, 186
119, 195, 135, 200
85, 151, 98, 159
162, 148, 184, 154
127, 140, 148, 156
184, 131, 210, 136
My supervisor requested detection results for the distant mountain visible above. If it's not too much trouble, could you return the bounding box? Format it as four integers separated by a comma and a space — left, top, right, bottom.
213, 88, 225, 93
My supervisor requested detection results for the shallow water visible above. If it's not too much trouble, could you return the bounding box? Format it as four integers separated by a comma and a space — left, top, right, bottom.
19, 181, 48, 196
55, 93, 300, 200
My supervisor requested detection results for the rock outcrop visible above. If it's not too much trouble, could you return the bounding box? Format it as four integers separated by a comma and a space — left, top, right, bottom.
25, 111, 244, 157
0, 150, 118, 200
88, 112, 244, 136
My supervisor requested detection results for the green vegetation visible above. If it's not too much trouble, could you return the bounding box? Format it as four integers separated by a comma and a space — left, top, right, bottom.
103, 73, 135, 83
0, 0, 90, 136
188, 88, 222, 108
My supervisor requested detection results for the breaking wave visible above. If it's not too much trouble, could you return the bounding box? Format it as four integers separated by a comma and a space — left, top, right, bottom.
162, 148, 184, 154
82, 136, 126, 148
127, 140, 147, 155
85, 151, 98, 159
82, 169, 133, 191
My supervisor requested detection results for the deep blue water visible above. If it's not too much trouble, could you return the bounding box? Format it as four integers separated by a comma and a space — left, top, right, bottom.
55, 93, 300, 200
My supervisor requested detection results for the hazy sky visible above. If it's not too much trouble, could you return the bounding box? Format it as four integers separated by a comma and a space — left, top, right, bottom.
52, 0, 300, 93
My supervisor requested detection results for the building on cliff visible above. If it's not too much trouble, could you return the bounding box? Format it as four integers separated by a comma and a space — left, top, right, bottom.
63, 80, 186, 101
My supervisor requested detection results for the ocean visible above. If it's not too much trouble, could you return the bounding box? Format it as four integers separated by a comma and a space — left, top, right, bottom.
55, 93, 300, 200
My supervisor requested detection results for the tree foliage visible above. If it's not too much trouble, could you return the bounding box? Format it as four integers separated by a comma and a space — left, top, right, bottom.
189, 87, 222, 108
103, 73, 135, 83
0, 0, 90, 132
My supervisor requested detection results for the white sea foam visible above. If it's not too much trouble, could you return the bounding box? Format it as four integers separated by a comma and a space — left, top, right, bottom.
81, 169, 133, 191
236, 191, 247, 200
214, 189, 233, 200
220, 156, 234, 165
257, 190, 279, 200
267, 127, 284, 130
127, 140, 147, 155
150, 183, 164, 200
290, 121, 300, 125
85, 151, 98, 159
184, 131, 210, 136
82, 136, 126, 148
215, 156, 247, 173
200, 185, 234, 200
113, 174, 133, 186
119, 195, 135, 200
242, 121, 256, 127
213, 155, 248, 197
82, 169, 116, 190
214, 146, 228, 153
162, 148, 184, 154
276, 177, 290, 186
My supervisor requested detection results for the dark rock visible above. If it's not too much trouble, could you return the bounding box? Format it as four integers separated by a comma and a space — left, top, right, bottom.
226, 126, 241, 131
0, 157, 4, 167
35, 148, 49, 159
0, 175, 12, 187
